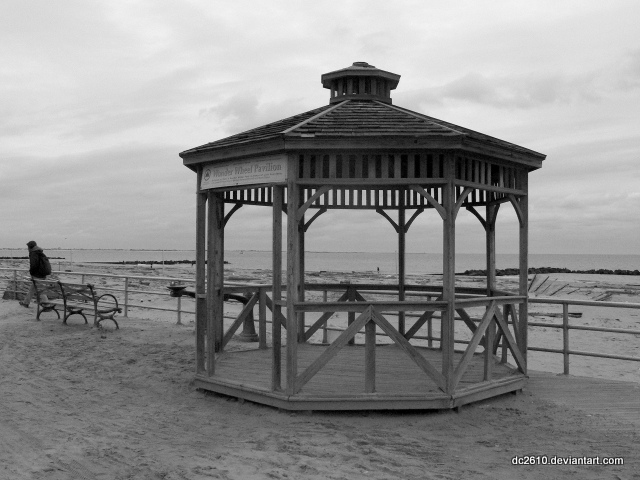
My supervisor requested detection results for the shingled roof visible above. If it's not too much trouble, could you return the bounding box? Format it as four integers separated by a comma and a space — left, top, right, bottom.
180, 99, 543, 159
180, 62, 545, 167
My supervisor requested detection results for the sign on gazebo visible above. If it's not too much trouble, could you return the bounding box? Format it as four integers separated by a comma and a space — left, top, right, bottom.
200, 155, 288, 189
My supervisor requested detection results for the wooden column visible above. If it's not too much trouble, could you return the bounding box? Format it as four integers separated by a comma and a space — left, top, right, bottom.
207, 191, 225, 375
441, 155, 456, 394
398, 190, 406, 335
486, 205, 497, 296
195, 168, 207, 375
286, 157, 300, 395
272, 186, 284, 391
518, 171, 529, 371
298, 188, 306, 343
485, 203, 498, 379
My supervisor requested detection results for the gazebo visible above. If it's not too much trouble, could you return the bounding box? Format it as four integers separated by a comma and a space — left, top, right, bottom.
179, 62, 545, 410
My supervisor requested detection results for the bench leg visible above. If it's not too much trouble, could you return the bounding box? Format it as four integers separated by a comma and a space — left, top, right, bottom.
64, 310, 88, 325
37, 305, 60, 321
96, 314, 119, 330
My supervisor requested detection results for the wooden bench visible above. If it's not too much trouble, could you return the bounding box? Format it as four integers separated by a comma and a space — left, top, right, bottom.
32, 279, 122, 328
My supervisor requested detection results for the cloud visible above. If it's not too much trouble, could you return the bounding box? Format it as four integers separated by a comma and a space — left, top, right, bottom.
1, 0, 639, 256
616, 48, 640, 91
1, 144, 193, 249
397, 46, 640, 113
401, 70, 603, 111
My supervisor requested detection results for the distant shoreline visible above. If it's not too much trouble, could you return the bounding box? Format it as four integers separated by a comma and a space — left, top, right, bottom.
3, 257, 637, 276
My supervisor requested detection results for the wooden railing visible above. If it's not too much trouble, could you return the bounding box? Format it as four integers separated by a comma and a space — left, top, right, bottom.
3, 266, 640, 377
289, 283, 526, 394
528, 298, 640, 374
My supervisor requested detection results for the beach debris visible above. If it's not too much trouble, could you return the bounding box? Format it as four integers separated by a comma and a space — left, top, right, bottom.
533, 276, 550, 294
548, 284, 568, 296
530, 311, 582, 318
462, 267, 640, 276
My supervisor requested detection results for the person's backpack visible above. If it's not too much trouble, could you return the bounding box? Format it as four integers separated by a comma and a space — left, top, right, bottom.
39, 252, 52, 276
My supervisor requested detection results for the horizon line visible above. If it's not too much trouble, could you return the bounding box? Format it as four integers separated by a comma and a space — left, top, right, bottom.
0, 247, 638, 256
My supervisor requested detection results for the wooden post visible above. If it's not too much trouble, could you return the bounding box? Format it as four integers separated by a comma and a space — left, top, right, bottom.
364, 318, 376, 393
195, 169, 207, 375
259, 287, 267, 349
322, 289, 328, 343
484, 313, 495, 381
518, 170, 529, 371
272, 185, 284, 391
442, 155, 456, 394
298, 189, 306, 343
347, 285, 355, 345
207, 191, 224, 375
485, 203, 497, 379
398, 190, 406, 335
286, 158, 300, 395
486, 205, 497, 297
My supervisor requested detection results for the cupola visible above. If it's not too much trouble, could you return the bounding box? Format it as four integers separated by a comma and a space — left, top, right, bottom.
321, 61, 401, 104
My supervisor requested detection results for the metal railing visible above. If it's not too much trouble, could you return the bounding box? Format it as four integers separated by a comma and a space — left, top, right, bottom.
1, 266, 197, 324
2, 266, 640, 375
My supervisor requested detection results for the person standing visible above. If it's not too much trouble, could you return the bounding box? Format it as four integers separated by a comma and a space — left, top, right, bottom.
20, 240, 51, 307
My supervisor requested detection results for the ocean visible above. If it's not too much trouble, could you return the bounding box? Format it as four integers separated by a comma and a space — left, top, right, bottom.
1, 249, 638, 274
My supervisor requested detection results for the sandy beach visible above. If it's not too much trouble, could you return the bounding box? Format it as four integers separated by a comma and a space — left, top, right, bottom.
1, 262, 638, 479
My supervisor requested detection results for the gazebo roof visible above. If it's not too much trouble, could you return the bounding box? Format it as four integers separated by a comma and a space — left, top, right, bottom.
180, 63, 545, 170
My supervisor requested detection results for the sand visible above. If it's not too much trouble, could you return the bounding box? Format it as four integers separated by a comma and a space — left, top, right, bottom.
1, 263, 639, 479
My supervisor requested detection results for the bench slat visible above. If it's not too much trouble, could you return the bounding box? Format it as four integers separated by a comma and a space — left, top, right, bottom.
32, 279, 122, 329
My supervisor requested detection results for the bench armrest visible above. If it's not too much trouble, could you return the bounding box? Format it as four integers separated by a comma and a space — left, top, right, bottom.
96, 293, 120, 311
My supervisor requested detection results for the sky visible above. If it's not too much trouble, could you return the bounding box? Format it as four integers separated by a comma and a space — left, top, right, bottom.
2, 0, 639, 256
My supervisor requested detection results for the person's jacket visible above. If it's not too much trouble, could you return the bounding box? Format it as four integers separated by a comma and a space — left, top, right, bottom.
28, 246, 46, 278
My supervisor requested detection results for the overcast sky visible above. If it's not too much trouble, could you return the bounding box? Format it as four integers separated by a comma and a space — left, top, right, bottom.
2, 0, 639, 255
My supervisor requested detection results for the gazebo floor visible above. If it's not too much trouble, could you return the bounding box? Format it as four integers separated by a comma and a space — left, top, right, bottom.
193, 343, 527, 410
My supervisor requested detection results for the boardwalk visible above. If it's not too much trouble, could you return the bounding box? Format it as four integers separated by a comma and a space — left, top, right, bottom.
528, 371, 640, 427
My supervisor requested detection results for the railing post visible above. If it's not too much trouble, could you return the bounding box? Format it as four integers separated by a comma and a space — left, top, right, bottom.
426, 295, 433, 347
364, 318, 376, 393
124, 277, 129, 317
322, 289, 328, 344
259, 287, 267, 349
176, 295, 182, 325
12, 269, 17, 300
501, 306, 509, 363
484, 316, 496, 381
563, 302, 570, 374
347, 284, 355, 345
